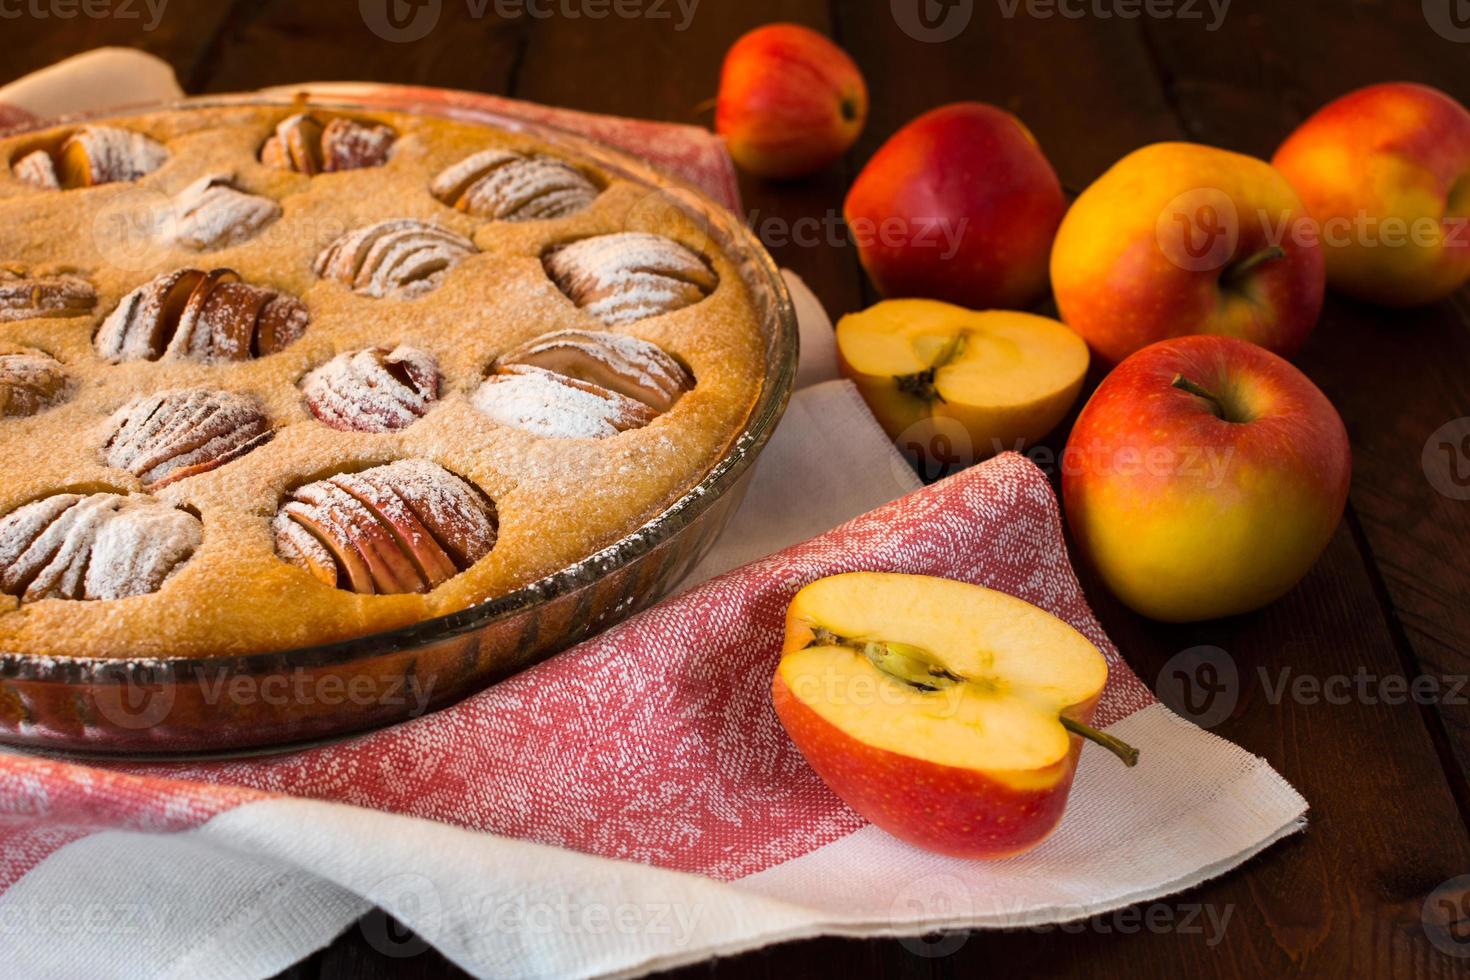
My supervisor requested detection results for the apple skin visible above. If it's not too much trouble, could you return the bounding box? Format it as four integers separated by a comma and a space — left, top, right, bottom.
1051, 143, 1325, 364
843, 103, 1065, 311
715, 24, 868, 180
1063, 335, 1350, 622
1272, 82, 1470, 307
772, 670, 1093, 858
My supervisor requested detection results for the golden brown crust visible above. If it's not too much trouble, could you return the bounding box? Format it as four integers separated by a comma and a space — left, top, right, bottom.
0, 105, 763, 658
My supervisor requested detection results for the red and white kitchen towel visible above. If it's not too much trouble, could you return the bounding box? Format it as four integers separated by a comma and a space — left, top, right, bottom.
0, 51, 1307, 980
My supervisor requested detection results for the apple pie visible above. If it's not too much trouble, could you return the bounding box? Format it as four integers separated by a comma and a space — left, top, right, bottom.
0, 105, 764, 658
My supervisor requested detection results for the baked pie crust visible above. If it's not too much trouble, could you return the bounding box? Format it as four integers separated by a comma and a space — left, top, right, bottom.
0, 105, 763, 658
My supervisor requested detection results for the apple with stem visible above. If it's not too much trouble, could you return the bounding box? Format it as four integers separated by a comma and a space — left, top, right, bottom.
1051, 142, 1325, 363
1063, 334, 1351, 622
1272, 82, 1470, 307
772, 572, 1137, 859
715, 24, 868, 180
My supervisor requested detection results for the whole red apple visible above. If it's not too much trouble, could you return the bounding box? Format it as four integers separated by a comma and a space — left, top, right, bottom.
1063, 335, 1350, 622
1273, 82, 1470, 307
1051, 143, 1325, 363
715, 24, 867, 180
843, 103, 1065, 311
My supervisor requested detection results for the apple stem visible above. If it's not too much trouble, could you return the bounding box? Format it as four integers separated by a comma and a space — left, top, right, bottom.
1060, 716, 1140, 767
1170, 374, 1224, 420
691, 96, 717, 117
1221, 244, 1286, 287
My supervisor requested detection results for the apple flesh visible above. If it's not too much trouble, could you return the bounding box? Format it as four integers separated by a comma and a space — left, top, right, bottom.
1051, 142, 1325, 363
1272, 82, 1470, 307
836, 299, 1089, 467
715, 24, 868, 180
1063, 334, 1351, 622
772, 572, 1135, 859
843, 103, 1065, 311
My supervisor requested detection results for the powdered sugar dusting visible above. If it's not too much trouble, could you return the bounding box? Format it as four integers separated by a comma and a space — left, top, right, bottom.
498, 329, 689, 411
169, 174, 281, 251
273, 459, 496, 595
356, 460, 496, 566
320, 117, 396, 172
471, 364, 655, 439
301, 345, 439, 432
0, 352, 68, 418
13, 150, 59, 190
103, 389, 273, 489
261, 115, 397, 175
545, 232, 715, 326
0, 493, 200, 602
314, 219, 477, 299
66, 126, 167, 185
95, 268, 308, 363
431, 148, 598, 221
0, 266, 96, 322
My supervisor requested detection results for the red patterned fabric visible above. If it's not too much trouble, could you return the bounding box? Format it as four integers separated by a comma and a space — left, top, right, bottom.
0, 104, 34, 131
0, 455, 1153, 890
0, 87, 1150, 899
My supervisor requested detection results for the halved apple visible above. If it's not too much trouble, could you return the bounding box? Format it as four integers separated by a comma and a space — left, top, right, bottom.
836, 300, 1088, 467
772, 572, 1135, 858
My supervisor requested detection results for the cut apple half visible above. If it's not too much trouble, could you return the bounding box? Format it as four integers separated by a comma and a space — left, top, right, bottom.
773, 572, 1133, 858
836, 300, 1089, 463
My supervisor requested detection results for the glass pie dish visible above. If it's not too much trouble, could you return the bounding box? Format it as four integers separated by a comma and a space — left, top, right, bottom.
0, 93, 798, 756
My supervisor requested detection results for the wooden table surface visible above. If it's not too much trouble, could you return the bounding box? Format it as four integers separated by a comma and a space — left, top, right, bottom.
9, 1, 1470, 975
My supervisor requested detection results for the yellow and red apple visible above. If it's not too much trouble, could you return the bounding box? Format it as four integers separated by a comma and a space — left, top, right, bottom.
715, 24, 868, 180
1063, 335, 1350, 622
772, 572, 1137, 859
1272, 82, 1470, 306
844, 103, 1066, 311
1051, 142, 1325, 364
836, 299, 1088, 466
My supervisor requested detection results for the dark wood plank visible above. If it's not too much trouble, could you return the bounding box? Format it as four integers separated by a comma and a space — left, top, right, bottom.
315, 912, 467, 980
803, 2, 1470, 976
0, 0, 241, 91
1137, 0, 1470, 817
75, 3, 1457, 977
193, 1, 524, 95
